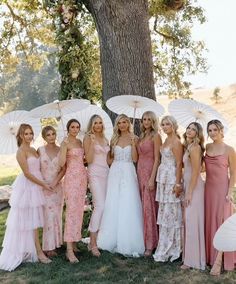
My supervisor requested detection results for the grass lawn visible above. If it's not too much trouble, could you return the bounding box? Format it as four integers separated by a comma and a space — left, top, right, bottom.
0, 167, 20, 186
0, 169, 236, 283
0, 209, 236, 284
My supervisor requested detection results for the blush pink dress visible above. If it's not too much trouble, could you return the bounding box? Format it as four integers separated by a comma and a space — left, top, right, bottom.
0, 157, 45, 271
182, 149, 205, 270
205, 154, 236, 271
88, 143, 109, 233
137, 139, 158, 251
39, 146, 63, 251
63, 148, 87, 242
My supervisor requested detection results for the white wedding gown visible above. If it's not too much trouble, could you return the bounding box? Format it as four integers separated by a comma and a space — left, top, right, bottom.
97, 145, 145, 257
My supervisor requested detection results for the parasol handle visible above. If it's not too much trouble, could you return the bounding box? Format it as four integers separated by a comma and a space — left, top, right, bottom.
132, 101, 138, 126
57, 102, 66, 134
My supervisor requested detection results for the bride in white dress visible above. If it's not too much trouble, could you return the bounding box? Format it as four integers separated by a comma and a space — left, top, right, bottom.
97, 114, 145, 256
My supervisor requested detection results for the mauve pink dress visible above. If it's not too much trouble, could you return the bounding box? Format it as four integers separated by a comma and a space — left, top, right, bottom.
183, 150, 205, 270
137, 140, 158, 251
88, 143, 109, 233
63, 148, 87, 242
205, 154, 236, 271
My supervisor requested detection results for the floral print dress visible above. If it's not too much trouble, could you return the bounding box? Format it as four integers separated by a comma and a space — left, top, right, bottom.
153, 147, 183, 262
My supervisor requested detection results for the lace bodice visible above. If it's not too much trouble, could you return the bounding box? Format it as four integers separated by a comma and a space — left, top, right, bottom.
113, 145, 133, 162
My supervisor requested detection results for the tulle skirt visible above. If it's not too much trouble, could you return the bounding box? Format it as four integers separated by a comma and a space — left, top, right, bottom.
0, 173, 45, 271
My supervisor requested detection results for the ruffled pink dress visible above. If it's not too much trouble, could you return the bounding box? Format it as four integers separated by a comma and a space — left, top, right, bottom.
137, 139, 158, 251
205, 154, 236, 271
63, 148, 87, 242
39, 146, 63, 251
0, 157, 45, 271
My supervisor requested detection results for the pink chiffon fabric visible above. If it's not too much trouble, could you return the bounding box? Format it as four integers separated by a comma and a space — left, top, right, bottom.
39, 146, 63, 251
88, 143, 109, 233
182, 150, 205, 270
0, 157, 45, 271
137, 139, 158, 251
205, 154, 236, 271
63, 148, 87, 242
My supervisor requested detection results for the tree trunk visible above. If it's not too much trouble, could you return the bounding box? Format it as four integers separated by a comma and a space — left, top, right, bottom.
85, 0, 156, 103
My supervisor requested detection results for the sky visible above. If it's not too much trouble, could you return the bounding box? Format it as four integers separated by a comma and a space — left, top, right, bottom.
188, 0, 236, 89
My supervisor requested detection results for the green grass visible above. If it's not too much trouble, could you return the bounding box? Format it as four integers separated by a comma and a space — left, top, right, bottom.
0, 167, 20, 186
0, 210, 236, 283
0, 168, 236, 283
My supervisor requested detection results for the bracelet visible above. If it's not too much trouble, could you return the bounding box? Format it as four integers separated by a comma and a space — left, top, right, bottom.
175, 183, 181, 187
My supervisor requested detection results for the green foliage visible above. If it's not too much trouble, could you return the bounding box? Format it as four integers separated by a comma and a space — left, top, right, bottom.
0, 52, 60, 112
151, 0, 207, 98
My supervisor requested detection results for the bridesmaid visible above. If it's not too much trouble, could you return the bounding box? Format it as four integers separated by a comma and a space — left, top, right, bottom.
205, 119, 236, 275
0, 124, 51, 271
153, 115, 183, 262
137, 111, 162, 256
181, 122, 206, 270
59, 119, 87, 263
38, 126, 65, 257
83, 115, 109, 257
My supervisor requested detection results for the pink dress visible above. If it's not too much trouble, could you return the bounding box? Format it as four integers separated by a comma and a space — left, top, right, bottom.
88, 143, 109, 233
0, 157, 45, 271
137, 139, 158, 251
183, 150, 205, 270
205, 154, 236, 271
63, 148, 87, 242
39, 146, 63, 251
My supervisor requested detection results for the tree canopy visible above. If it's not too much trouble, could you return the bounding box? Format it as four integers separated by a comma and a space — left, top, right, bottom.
0, 0, 207, 112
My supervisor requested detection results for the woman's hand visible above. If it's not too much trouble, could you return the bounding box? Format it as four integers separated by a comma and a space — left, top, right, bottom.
43, 183, 54, 192
147, 178, 155, 191
185, 191, 192, 207
226, 192, 234, 202
172, 184, 183, 198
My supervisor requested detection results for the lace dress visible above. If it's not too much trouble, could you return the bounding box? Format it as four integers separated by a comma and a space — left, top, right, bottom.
153, 147, 183, 262
97, 145, 145, 256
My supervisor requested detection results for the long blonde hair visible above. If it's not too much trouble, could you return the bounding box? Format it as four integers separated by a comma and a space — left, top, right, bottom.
140, 111, 159, 140
86, 114, 105, 138
183, 122, 205, 156
161, 115, 180, 138
110, 114, 132, 148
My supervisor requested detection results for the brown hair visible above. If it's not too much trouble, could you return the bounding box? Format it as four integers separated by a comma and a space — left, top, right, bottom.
41, 125, 56, 140
183, 122, 205, 156
207, 119, 224, 137
66, 119, 81, 133
16, 124, 34, 147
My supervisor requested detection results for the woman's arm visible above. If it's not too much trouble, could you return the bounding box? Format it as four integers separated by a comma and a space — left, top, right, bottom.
148, 134, 162, 190
16, 150, 52, 191
172, 139, 183, 197
185, 144, 201, 206
131, 135, 138, 163
50, 165, 66, 188
83, 134, 95, 164
59, 140, 68, 168
227, 146, 236, 199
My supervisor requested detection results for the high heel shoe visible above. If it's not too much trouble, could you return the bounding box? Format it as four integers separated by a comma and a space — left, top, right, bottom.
38, 254, 52, 264
66, 249, 79, 263
88, 244, 101, 257
210, 260, 222, 276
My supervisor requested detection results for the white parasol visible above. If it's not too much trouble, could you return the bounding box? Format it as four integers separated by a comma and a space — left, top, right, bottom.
213, 213, 236, 252
168, 99, 228, 132
57, 104, 113, 142
106, 95, 165, 125
29, 99, 90, 131
0, 110, 41, 154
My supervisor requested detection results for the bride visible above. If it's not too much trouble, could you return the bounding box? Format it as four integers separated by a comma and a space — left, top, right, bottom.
97, 114, 145, 256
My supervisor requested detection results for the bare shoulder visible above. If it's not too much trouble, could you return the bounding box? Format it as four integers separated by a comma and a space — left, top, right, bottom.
83, 134, 90, 143
205, 143, 212, 151
173, 137, 182, 148
225, 144, 235, 155
189, 143, 201, 155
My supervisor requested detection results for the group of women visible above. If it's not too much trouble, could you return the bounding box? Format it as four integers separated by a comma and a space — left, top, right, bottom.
0, 111, 235, 276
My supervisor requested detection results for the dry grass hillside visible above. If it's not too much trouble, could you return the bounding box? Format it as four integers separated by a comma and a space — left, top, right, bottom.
1, 83, 236, 168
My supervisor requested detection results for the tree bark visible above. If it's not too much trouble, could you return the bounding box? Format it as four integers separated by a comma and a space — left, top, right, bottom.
84, 0, 156, 103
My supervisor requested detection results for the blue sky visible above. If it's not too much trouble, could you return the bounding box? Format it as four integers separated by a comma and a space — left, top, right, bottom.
188, 0, 236, 89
